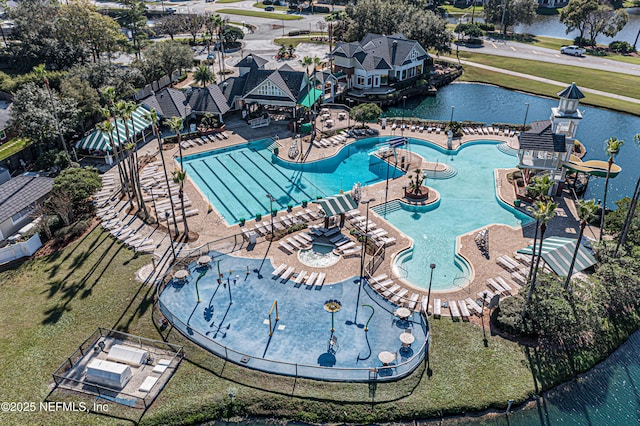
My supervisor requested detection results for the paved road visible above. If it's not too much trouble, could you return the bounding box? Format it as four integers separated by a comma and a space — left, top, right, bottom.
457, 38, 640, 77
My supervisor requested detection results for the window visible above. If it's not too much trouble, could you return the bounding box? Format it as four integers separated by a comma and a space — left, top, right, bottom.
367, 77, 371, 86
0, 129, 6, 140
409, 48, 419, 61
11, 206, 32, 224
356, 75, 366, 86
256, 80, 286, 97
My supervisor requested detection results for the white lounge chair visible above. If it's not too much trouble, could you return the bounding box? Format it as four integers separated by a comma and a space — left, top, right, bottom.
279, 241, 294, 252
272, 263, 287, 276
294, 270, 308, 284
316, 272, 326, 286
306, 272, 318, 286
458, 300, 470, 320
433, 298, 441, 318
465, 297, 483, 315
449, 300, 460, 319
280, 266, 295, 281
390, 288, 409, 304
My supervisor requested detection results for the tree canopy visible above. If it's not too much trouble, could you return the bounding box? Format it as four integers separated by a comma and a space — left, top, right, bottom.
483, 0, 538, 35
133, 42, 194, 84
344, 0, 451, 53
560, 0, 628, 46
349, 103, 382, 126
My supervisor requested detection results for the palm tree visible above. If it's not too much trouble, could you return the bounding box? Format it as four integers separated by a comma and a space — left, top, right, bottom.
213, 14, 228, 79
33, 64, 72, 164
525, 175, 553, 283
101, 88, 130, 196
116, 101, 147, 218
299, 56, 313, 80
616, 133, 640, 255
123, 101, 149, 219
522, 200, 558, 319
96, 119, 127, 198
143, 109, 179, 236
166, 117, 189, 237
193, 64, 215, 87
599, 137, 624, 242
564, 199, 598, 290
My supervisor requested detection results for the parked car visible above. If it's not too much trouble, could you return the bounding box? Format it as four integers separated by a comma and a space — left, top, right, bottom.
560, 45, 586, 57
265, 6, 275, 11
165, 7, 177, 13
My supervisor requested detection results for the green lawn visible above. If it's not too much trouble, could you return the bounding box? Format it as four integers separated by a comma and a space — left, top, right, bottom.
455, 51, 640, 102
216, 0, 243, 3
0, 226, 539, 425
216, 8, 303, 20
440, 4, 484, 15
274, 34, 329, 47
455, 60, 640, 116
0, 137, 28, 161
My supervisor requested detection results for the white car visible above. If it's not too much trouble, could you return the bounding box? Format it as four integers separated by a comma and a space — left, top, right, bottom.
560, 45, 586, 57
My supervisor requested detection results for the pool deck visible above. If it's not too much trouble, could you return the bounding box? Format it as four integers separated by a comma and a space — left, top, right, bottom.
101, 108, 596, 317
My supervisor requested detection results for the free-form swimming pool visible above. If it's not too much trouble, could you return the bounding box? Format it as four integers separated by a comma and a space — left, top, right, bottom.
182, 138, 404, 224
374, 140, 533, 291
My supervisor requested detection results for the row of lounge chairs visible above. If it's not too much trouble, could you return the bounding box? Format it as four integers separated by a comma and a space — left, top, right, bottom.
241, 208, 322, 241
272, 263, 326, 287
368, 274, 424, 310
179, 132, 230, 150
432, 298, 482, 321
313, 134, 348, 148
93, 173, 119, 208
462, 126, 517, 137
278, 232, 313, 253
98, 213, 155, 253
347, 128, 378, 138
345, 209, 397, 248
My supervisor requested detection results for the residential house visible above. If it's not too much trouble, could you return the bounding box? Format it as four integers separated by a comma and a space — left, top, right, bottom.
331, 33, 431, 95
0, 98, 12, 144
0, 175, 53, 241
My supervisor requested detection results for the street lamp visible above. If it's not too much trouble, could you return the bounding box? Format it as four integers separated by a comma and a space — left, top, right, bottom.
359, 198, 376, 286
401, 96, 407, 138
426, 263, 435, 315
165, 211, 176, 261
266, 193, 276, 240
522, 102, 530, 132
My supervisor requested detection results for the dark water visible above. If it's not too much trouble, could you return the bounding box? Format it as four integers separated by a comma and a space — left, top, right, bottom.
383, 82, 640, 203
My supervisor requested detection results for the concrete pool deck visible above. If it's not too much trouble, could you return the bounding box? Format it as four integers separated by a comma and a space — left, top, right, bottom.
102, 110, 596, 315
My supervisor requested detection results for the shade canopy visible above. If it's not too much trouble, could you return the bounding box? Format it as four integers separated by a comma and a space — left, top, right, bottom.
298, 87, 323, 108
315, 193, 358, 217
517, 236, 597, 277
76, 106, 151, 152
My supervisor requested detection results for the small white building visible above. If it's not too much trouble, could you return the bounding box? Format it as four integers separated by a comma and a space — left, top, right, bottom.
517, 82, 584, 191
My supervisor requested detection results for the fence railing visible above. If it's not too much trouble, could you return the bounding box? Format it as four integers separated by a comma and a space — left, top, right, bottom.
158, 297, 428, 382
51, 328, 183, 409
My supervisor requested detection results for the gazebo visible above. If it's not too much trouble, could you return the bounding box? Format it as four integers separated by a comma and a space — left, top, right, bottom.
314, 193, 358, 228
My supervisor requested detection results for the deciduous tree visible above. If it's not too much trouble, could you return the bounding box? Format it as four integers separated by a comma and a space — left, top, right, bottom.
483, 0, 537, 35
559, 0, 599, 46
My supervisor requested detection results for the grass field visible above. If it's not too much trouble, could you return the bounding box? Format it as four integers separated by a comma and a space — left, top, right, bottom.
274, 34, 328, 47
253, 1, 289, 10
455, 51, 640, 104
215, 0, 243, 3
0, 227, 538, 425
455, 61, 640, 116
0, 137, 28, 161
216, 8, 303, 20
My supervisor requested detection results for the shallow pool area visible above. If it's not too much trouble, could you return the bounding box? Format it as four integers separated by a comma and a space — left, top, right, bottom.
158, 252, 428, 381
374, 140, 533, 291
298, 243, 340, 268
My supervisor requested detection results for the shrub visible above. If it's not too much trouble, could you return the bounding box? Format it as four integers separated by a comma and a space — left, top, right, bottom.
288, 29, 310, 36
477, 22, 495, 31
466, 37, 483, 46
609, 41, 634, 54
54, 218, 92, 242
574, 36, 595, 47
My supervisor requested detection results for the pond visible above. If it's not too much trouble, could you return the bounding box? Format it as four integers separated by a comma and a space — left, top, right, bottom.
383, 82, 640, 203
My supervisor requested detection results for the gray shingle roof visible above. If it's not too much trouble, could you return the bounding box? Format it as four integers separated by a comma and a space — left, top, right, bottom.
219, 76, 247, 107
557, 82, 585, 100
233, 53, 269, 69
242, 67, 306, 102
332, 33, 428, 73
141, 88, 188, 119
0, 176, 53, 224
518, 120, 566, 152
188, 85, 231, 115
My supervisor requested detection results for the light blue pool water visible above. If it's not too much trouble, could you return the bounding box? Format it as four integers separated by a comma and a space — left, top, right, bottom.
376, 140, 533, 291
182, 138, 404, 224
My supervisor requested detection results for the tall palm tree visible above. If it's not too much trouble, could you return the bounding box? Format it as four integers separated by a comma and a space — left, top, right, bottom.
117, 101, 147, 218
33, 64, 72, 164
599, 137, 624, 242
299, 56, 313, 80
123, 100, 150, 220
166, 117, 189, 237
522, 200, 558, 319
193, 64, 215, 87
616, 133, 640, 255
525, 175, 554, 283
213, 14, 228, 80
96, 119, 127, 198
101, 88, 130, 196
564, 199, 598, 290
143, 109, 179, 236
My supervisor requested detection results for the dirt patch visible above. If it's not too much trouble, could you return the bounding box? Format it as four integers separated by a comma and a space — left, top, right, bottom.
34, 218, 101, 257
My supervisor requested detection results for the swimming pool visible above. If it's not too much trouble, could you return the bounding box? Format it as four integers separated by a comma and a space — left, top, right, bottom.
182, 138, 404, 224
375, 140, 533, 291
158, 251, 428, 381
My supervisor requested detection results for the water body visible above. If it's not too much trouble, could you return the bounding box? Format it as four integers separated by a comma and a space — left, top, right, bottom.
457, 329, 640, 425
515, 9, 640, 45
383, 82, 640, 203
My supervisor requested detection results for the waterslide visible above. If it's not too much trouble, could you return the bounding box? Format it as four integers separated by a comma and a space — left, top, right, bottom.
562, 154, 622, 178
